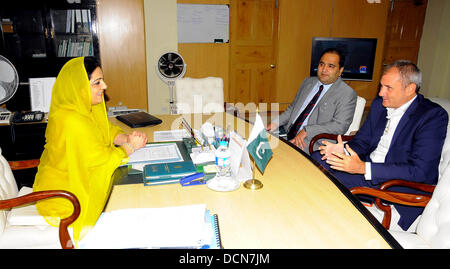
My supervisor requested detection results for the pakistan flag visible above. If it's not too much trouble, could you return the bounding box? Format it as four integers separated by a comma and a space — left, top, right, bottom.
246, 113, 273, 174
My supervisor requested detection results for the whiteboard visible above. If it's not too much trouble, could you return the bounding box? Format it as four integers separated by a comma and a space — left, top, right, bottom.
177, 4, 229, 43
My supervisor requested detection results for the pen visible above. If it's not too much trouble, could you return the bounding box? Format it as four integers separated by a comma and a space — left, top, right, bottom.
181, 117, 203, 150
181, 117, 195, 137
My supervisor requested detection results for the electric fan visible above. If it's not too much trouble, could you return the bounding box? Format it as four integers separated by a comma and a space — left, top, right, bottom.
0, 55, 19, 123
156, 51, 186, 114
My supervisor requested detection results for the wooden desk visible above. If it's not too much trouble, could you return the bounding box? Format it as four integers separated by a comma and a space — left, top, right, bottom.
106, 113, 400, 249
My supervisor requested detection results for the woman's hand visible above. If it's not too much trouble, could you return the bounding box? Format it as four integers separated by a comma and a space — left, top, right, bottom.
128, 131, 148, 150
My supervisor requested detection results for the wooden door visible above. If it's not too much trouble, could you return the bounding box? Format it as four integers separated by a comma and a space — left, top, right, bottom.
97, 0, 148, 110
229, 0, 279, 109
382, 0, 428, 65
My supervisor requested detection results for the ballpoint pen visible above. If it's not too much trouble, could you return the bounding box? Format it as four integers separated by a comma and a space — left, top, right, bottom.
181, 117, 203, 150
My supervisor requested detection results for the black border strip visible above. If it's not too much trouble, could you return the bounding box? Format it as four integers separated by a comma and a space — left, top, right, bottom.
239, 112, 402, 249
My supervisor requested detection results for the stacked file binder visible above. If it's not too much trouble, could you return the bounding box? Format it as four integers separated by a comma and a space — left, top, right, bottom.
143, 161, 197, 186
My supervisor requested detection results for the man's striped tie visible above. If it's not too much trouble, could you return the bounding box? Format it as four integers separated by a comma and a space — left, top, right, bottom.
286, 84, 324, 140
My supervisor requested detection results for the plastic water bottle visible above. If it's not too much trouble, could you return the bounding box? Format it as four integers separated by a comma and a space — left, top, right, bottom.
215, 141, 231, 177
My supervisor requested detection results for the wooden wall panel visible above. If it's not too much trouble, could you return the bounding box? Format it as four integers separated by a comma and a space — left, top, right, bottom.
177, 0, 231, 101
332, 0, 390, 106
175, 0, 390, 111
178, 43, 230, 100
382, 0, 427, 65
275, 0, 333, 111
275, 0, 390, 110
97, 0, 148, 110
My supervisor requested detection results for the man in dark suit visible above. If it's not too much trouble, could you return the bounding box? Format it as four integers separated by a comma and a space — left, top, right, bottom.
267, 48, 357, 153
312, 60, 448, 231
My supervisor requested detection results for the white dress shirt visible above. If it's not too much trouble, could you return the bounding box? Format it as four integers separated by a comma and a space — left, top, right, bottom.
293, 82, 332, 131
364, 96, 417, 180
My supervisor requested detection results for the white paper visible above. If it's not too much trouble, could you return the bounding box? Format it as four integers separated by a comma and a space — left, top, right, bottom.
229, 131, 252, 182
190, 148, 215, 164
29, 77, 56, 112
128, 143, 183, 165
79, 204, 208, 249
237, 147, 253, 182
154, 129, 190, 142
154, 129, 204, 144
229, 131, 244, 177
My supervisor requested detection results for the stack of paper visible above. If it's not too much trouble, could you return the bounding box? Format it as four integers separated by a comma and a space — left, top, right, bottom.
154, 129, 190, 142
79, 204, 220, 249
127, 143, 184, 171
29, 77, 56, 113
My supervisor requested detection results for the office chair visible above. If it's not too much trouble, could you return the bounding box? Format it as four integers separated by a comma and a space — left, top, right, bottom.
174, 77, 225, 114
326, 97, 450, 248
351, 155, 450, 248
308, 96, 366, 154
0, 148, 80, 249
345, 96, 366, 135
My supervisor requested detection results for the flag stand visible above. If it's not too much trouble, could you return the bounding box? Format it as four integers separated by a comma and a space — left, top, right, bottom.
243, 157, 263, 190
243, 108, 269, 190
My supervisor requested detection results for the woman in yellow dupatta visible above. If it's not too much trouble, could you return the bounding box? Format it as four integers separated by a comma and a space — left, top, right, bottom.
33, 57, 147, 246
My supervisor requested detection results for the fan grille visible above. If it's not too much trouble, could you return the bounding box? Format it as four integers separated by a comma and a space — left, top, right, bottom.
0, 55, 19, 104
157, 52, 185, 79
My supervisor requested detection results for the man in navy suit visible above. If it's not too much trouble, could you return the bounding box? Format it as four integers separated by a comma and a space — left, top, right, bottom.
312, 60, 448, 231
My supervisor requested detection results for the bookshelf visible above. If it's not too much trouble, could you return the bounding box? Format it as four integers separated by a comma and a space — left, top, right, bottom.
0, 0, 100, 111
51, 8, 95, 58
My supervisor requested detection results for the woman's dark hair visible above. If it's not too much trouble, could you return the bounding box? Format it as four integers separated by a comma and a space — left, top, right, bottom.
84, 56, 101, 79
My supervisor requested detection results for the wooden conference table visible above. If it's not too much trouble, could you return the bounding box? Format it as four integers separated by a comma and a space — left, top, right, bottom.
105, 112, 400, 249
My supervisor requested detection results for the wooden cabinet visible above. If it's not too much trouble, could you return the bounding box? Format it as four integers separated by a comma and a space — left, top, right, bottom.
0, 0, 100, 111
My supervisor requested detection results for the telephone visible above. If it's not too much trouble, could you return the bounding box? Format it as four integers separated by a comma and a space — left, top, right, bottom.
12, 111, 45, 123
0, 112, 12, 124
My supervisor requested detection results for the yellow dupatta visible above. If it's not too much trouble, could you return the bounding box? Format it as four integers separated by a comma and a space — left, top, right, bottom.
33, 57, 128, 246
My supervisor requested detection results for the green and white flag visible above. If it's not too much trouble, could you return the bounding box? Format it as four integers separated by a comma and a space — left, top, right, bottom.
246, 113, 273, 174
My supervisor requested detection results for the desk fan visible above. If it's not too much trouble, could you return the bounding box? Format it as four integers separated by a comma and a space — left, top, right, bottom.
0, 55, 19, 123
156, 52, 186, 114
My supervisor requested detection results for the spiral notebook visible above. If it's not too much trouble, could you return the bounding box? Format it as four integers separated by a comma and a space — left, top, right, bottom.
204, 211, 222, 249
79, 204, 223, 249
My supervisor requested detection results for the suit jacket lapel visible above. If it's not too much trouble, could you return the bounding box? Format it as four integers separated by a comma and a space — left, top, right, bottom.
389, 95, 420, 148
289, 77, 318, 127
307, 78, 341, 123
372, 105, 388, 148
317, 77, 341, 104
